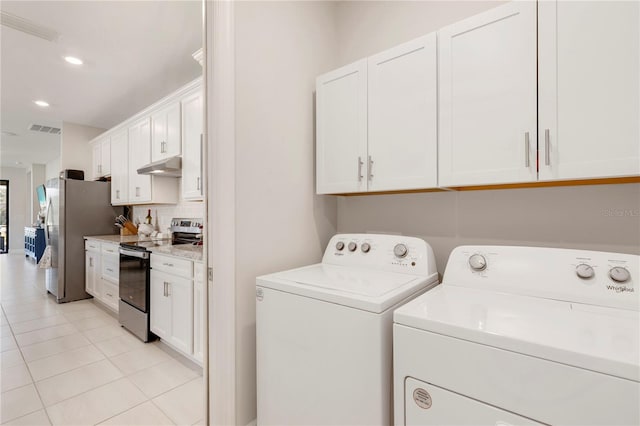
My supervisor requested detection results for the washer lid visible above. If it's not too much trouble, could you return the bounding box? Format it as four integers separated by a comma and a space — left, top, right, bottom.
257, 264, 437, 313
394, 285, 640, 382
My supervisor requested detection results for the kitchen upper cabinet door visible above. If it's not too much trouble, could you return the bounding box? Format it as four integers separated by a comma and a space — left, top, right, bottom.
110, 129, 128, 204
367, 34, 438, 191
100, 138, 111, 176
150, 270, 171, 340
181, 90, 204, 200
168, 275, 193, 355
128, 119, 153, 203
151, 103, 181, 162
92, 142, 102, 180
316, 59, 368, 194
538, 1, 640, 181
438, 1, 537, 187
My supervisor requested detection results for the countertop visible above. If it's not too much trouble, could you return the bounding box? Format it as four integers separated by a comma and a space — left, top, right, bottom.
84, 234, 203, 262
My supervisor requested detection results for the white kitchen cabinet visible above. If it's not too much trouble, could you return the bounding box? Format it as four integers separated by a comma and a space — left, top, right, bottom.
367, 34, 438, 191
151, 102, 181, 162
538, 1, 640, 181
85, 250, 101, 298
193, 262, 204, 363
92, 137, 111, 179
127, 118, 179, 205
316, 60, 368, 194
181, 89, 204, 200
150, 254, 194, 356
438, 1, 537, 187
110, 129, 128, 205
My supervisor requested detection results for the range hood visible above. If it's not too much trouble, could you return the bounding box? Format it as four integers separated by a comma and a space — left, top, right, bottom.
137, 156, 182, 177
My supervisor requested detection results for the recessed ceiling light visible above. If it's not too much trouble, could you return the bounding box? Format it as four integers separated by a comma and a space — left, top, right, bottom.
34, 100, 50, 107
64, 56, 83, 65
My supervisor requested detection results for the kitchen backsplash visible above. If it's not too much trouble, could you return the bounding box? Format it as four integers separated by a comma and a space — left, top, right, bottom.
132, 201, 204, 233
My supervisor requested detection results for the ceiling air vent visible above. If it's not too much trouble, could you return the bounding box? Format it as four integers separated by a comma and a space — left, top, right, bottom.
1, 11, 59, 42
29, 124, 61, 135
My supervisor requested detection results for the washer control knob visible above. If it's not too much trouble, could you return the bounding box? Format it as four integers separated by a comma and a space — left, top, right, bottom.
609, 267, 631, 283
469, 254, 487, 271
335, 241, 345, 251
348, 242, 357, 252
576, 264, 595, 279
361, 243, 371, 253
394, 244, 408, 258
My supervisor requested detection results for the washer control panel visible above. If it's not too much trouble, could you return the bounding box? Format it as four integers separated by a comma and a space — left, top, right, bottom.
323, 234, 437, 277
446, 246, 639, 311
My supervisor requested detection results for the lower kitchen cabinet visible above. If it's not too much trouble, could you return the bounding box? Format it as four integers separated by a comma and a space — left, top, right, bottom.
84, 240, 119, 312
150, 253, 201, 363
193, 261, 204, 363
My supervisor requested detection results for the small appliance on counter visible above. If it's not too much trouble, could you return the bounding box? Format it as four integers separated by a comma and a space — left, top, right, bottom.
118, 218, 203, 342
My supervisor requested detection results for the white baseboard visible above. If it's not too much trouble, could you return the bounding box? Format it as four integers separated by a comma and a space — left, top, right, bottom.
9, 249, 24, 255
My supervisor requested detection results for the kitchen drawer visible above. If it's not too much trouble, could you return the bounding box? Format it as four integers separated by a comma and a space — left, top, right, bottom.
85, 240, 101, 252
101, 279, 119, 311
102, 256, 119, 282
101, 243, 120, 256
151, 254, 193, 278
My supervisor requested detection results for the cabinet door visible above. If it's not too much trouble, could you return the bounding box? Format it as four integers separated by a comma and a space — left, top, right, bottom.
316, 60, 368, 194
151, 103, 182, 162
181, 91, 204, 200
438, 2, 537, 186
150, 270, 171, 339
367, 34, 437, 191
538, 1, 640, 181
167, 274, 193, 355
193, 272, 204, 363
128, 118, 153, 203
92, 142, 102, 179
110, 129, 128, 204
85, 251, 100, 297
101, 138, 111, 176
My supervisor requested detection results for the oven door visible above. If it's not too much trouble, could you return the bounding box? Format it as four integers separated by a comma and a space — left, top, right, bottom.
119, 247, 150, 312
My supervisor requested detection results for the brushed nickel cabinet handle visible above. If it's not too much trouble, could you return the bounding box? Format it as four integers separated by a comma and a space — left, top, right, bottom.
524, 132, 530, 168
544, 129, 551, 166
368, 156, 374, 180
357, 157, 363, 181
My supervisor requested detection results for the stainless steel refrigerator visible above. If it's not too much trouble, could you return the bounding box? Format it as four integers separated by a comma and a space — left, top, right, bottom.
45, 178, 122, 303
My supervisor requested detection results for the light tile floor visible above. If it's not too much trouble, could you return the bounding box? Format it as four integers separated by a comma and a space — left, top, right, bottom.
0, 254, 204, 425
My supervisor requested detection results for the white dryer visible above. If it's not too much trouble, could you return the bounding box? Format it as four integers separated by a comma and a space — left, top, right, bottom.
394, 246, 639, 425
256, 233, 439, 426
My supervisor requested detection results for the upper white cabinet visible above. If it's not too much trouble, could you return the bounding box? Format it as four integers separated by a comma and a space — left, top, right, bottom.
128, 118, 153, 203
316, 60, 367, 194
367, 34, 437, 192
538, 1, 640, 181
181, 89, 204, 200
92, 137, 111, 180
151, 102, 181, 162
110, 129, 128, 205
438, 1, 537, 187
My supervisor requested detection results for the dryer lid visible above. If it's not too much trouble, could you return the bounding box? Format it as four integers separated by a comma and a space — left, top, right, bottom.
257, 264, 438, 313
394, 285, 640, 382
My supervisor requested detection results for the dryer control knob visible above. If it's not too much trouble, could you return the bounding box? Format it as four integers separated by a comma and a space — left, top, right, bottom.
335, 241, 345, 251
469, 254, 487, 271
348, 242, 357, 252
394, 244, 408, 258
609, 267, 631, 283
576, 264, 595, 279
361, 243, 371, 253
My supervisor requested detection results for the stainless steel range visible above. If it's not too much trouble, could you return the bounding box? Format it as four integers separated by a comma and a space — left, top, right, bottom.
118, 218, 202, 342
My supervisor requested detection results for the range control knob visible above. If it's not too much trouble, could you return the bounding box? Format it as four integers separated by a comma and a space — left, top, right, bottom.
609, 267, 631, 283
468, 254, 487, 271
348, 242, 357, 252
361, 243, 371, 253
335, 241, 345, 251
394, 244, 408, 258
576, 264, 595, 279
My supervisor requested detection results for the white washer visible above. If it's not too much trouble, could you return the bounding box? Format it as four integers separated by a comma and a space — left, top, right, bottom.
256, 233, 439, 426
394, 246, 640, 425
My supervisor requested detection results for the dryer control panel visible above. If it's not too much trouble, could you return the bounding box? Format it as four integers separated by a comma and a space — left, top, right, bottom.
444, 246, 639, 311
323, 233, 437, 277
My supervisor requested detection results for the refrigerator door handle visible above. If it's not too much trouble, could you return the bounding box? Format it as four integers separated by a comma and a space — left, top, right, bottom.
45, 198, 52, 244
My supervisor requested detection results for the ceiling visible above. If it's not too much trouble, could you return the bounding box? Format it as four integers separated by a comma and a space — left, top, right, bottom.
0, 1, 202, 168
